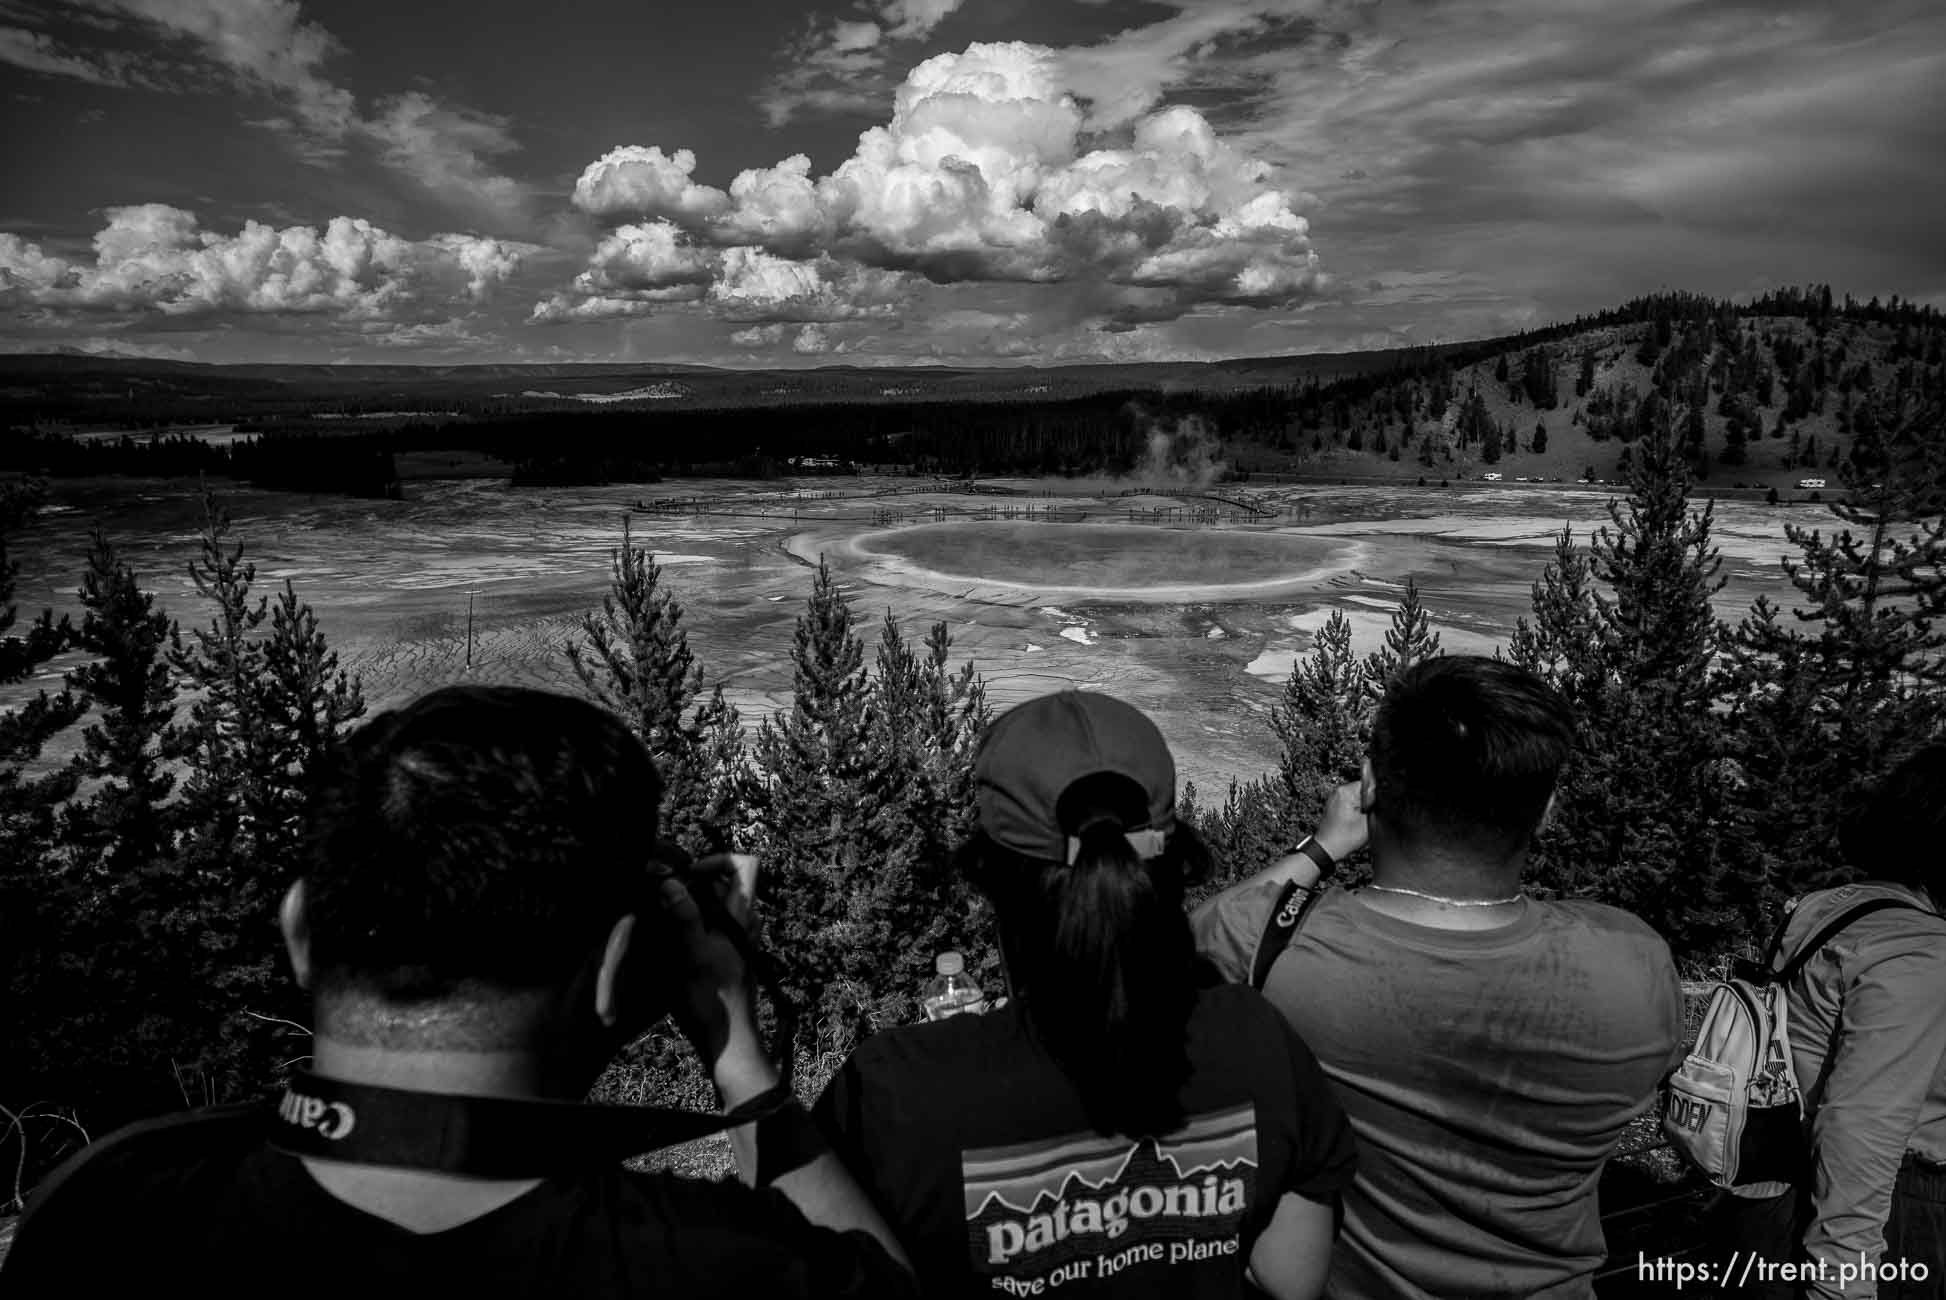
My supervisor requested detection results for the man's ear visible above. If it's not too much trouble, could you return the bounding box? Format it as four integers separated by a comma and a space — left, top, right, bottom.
280, 880, 313, 991
1359, 758, 1377, 814
593, 914, 637, 1029
1538, 790, 1559, 834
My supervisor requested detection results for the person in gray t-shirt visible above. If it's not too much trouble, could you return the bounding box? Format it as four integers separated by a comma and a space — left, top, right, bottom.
1783, 744, 1946, 1300
1192, 656, 1685, 1299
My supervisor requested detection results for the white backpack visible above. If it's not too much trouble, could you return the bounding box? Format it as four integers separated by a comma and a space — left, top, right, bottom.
1663, 897, 1926, 1191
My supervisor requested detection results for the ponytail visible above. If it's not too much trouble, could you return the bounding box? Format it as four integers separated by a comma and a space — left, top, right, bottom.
964, 816, 1203, 1138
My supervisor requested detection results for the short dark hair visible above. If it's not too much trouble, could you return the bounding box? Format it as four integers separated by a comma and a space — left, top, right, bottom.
1369, 656, 1575, 855
300, 685, 663, 1002
1839, 741, 1946, 895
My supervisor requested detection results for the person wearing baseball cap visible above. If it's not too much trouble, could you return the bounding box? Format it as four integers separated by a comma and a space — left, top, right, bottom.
813, 689, 1357, 1300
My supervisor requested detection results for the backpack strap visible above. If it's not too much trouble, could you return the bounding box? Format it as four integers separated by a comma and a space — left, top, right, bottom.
1758, 904, 1796, 968
1772, 897, 1935, 984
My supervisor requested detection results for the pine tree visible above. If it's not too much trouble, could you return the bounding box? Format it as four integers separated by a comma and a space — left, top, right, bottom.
1, 483, 85, 1143
1523, 348, 1559, 409
753, 557, 874, 1027
1178, 779, 1203, 833
1269, 611, 1367, 839
1191, 775, 1292, 896
170, 489, 275, 865
1529, 413, 1739, 953
1720, 598, 1850, 910
1508, 525, 1602, 713
259, 579, 365, 845
687, 683, 753, 854
1362, 578, 1443, 705
565, 516, 738, 855
61, 531, 183, 879
1757, 394, 1946, 822
161, 493, 285, 1107
1457, 390, 1494, 448
29, 535, 197, 1131
0, 480, 81, 873
165, 494, 360, 1105
850, 612, 994, 1023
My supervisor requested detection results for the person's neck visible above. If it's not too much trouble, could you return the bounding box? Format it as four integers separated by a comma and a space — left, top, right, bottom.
1361, 839, 1527, 931
1877, 880, 1944, 915
310, 1036, 568, 1101
296, 1036, 580, 1235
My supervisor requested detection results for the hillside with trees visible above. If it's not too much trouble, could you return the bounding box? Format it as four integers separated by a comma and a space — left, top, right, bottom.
5, 285, 1940, 494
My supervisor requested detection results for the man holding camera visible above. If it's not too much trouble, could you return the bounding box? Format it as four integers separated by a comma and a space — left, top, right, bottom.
2, 685, 917, 1297
1191, 657, 1685, 1299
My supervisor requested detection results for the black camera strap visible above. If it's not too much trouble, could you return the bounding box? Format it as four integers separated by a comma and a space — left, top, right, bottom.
266, 848, 810, 1179
269, 1068, 797, 1178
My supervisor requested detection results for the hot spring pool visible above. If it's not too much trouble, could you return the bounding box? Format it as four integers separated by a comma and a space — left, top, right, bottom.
844, 521, 1355, 598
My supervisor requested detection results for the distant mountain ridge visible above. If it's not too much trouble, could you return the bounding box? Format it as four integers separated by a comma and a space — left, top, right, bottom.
6, 285, 1939, 492
0, 343, 1474, 387
0, 341, 1491, 425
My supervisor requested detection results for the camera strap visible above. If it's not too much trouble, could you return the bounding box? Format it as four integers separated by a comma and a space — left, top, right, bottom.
266, 848, 809, 1179
268, 1068, 797, 1178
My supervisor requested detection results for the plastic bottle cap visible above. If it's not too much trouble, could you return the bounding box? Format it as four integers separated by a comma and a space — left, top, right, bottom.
936, 951, 964, 976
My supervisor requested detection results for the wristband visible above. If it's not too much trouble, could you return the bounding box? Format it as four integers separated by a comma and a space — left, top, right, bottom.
723, 1080, 830, 1184
751, 1098, 831, 1186
1287, 834, 1336, 875
724, 1080, 793, 1121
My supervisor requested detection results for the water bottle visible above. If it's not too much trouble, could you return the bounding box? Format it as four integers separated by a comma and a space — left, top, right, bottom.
921, 951, 985, 1021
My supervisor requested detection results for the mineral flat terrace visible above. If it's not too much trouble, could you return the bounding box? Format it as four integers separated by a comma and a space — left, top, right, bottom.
5, 476, 1807, 795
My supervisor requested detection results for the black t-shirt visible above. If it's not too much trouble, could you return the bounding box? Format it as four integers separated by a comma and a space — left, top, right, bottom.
814, 983, 1358, 1299
0, 1103, 918, 1299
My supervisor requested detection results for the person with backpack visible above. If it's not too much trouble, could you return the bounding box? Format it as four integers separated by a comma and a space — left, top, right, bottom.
1717, 742, 1946, 1299
812, 688, 1360, 1299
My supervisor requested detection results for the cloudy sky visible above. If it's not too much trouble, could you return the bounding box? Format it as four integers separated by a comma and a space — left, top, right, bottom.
2, 0, 1942, 367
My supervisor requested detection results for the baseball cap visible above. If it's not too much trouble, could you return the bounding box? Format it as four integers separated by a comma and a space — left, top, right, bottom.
975, 689, 1177, 865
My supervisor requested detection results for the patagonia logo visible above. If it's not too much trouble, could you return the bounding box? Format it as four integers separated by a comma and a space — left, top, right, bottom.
962, 1103, 1258, 1287
278, 1089, 357, 1141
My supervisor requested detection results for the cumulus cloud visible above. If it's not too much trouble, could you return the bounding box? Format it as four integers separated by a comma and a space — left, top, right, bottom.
706, 248, 904, 322
0, 205, 525, 321
731, 323, 788, 348
573, 222, 716, 296
528, 293, 671, 323
564, 41, 1320, 326
536, 210, 909, 327
573, 146, 734, 227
